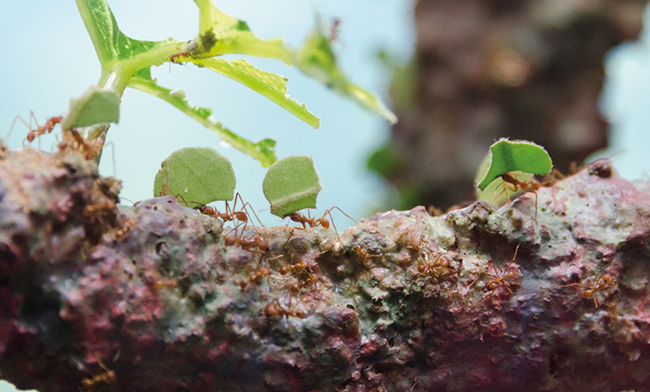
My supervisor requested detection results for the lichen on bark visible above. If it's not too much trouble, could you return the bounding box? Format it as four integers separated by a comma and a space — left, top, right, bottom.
1, 147, 650, 391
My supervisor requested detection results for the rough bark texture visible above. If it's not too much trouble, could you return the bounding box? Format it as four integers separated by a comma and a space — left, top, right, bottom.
2, 148, 650, 391
372, 0, 648, 210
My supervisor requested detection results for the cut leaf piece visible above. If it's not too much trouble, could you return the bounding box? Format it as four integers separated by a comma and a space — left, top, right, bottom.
263, 155, 322, 217
153, 147, 236, 205
62, 86, 120, 130
476, 138, 552, 191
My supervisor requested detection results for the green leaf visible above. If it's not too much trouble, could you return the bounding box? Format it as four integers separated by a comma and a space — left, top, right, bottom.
476, 138, 553, 191
76, 0, 186, 93
293, 27, 397, 124
128, 75, 277, 167
153, 147, 236, 205
62, 86, 120, 130
195, 58, 320, 128
263, 155, 322, 217
186, 1, 395, 124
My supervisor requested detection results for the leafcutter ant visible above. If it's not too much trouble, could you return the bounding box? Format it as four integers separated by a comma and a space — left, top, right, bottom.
482, 244, 522, 300
225, 229, 269, 253
279, 256, 320, 291
498, 172, 541, 220
197, 193, 263, 227
286, 206, 356, 242
240, 267, 270, 290
170, 50, 188, 63
262, 297, 311, 333
563, 273, 616, 310
7, 112, 63, 145
328, 18, 341, 43
81, 358, 116, 392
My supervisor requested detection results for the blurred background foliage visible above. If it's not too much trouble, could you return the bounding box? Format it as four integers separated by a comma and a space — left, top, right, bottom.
369, 0, 650, 211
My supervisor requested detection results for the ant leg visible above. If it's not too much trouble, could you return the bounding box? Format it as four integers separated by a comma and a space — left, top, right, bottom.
324, 206, 357, 224
103, 141, 117, 178
6, 115, 29, 142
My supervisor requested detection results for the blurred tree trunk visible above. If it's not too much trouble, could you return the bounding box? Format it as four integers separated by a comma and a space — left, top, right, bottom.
371, 0, 648, 210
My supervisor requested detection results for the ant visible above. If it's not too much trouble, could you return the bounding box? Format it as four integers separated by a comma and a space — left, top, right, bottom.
279, 257, 320, 290
482, 244, 522, 299
328, 18, 341, 43
59, 129, 101, 159
240, 267, 270, 290
224, 227, 269, 253
197, 193, 262, 227
262, 297, 309, 321
417, 251, 453, 281
115, 219, 136, 240
83, 199, 116, 225
81, 359, 116, 392
286, 206, 356, 242
154, 279, 178, 289
498, 172, 542, 220
7, 112, 63, 144
354, 246, 381, 269
170, 50, 188, 63
563, 273, 616, 310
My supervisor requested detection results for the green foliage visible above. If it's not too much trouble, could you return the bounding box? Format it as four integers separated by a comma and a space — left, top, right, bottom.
262, 155, 322, 217
367, 143, 402, 179
153, 147, 236, 205
61, 86, 119, 130
75, 0, 395, 166
476, 138, 552, 191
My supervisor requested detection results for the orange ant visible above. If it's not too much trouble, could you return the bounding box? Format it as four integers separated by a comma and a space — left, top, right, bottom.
498, 172, 542, 220
240, 267, 270, 290
354, 246, 381, 269
482, 244, 522, 299
262, 297, 309, 321
417, 252, 453, 281
59, 129, 102, 159
170, 50, 188, 63
197, 193, 262, 227
225, 228, 269, 253
563, 273, 616, 310
328, 18, 341, 43
279, 257, 320, 290
154, 279, 178, 289
286, 206, 356, 242
7, 112, 63, 144
81, 358, 116, 392
115, 219, 136, 240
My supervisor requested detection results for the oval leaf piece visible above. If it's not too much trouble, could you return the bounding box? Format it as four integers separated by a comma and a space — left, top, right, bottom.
263, 155, 322, 217
477, 139, 552, 191
153, 147, 236, 205
62, 86, 120, 130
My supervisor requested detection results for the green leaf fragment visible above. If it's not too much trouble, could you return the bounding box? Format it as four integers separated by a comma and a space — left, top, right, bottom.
263, 155, 322, 217
476, 138, 553, 191
62, 86, 120, 130
153, 147, 236, 205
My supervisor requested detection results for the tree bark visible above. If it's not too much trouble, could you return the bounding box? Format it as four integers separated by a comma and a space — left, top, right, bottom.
1, 148, 650, 391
